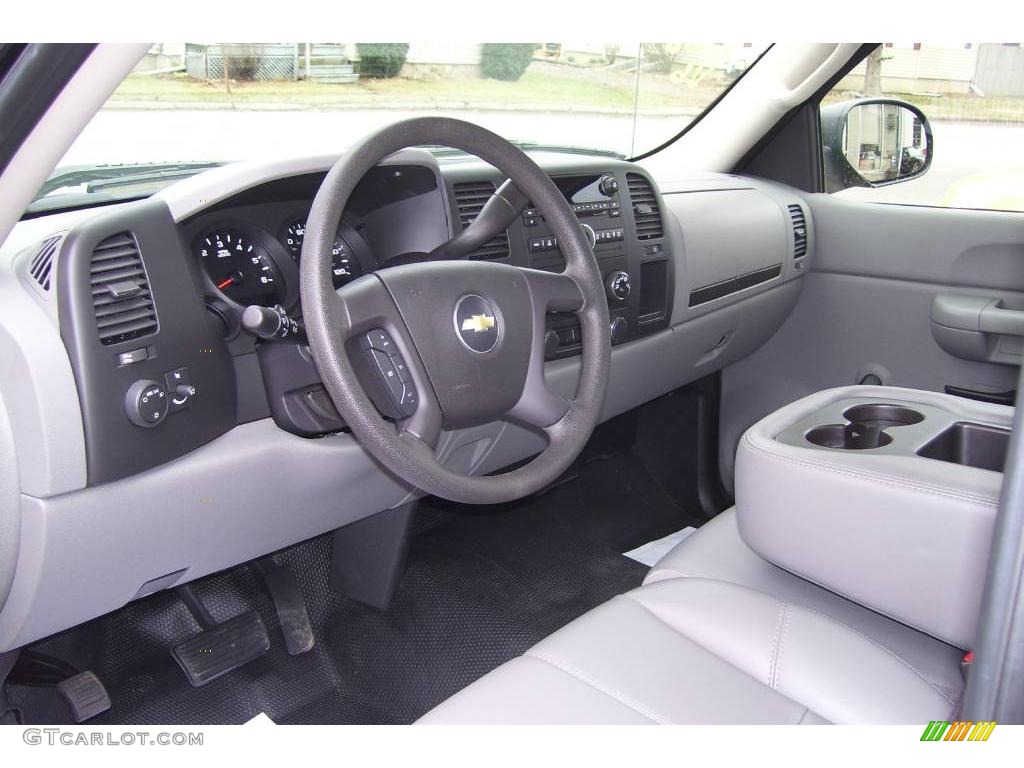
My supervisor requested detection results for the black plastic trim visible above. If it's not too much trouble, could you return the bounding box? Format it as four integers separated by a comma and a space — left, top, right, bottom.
57, 197, 238, 485
733, 43, 878, 192
688, 264, 783, 307
0, 44, 95, 179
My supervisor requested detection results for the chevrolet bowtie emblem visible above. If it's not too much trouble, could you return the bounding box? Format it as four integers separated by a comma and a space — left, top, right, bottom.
461, 314, 496, 333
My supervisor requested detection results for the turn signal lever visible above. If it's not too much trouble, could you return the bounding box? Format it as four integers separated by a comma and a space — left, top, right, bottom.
242, 304, 307, 344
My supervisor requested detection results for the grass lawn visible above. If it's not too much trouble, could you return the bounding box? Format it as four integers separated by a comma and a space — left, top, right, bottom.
823, 88, 1024, 124
110, 62, 723, 113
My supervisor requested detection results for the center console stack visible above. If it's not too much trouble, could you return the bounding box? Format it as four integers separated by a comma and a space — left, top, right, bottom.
446, 163, 674, 362
734, 385, 1013, 649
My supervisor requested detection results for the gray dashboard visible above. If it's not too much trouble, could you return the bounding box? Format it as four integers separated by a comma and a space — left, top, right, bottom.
0, 149, 812, 650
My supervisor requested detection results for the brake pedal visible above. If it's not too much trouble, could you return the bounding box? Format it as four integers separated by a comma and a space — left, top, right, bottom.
172, 586, 270, 687
57, 671, 111, 723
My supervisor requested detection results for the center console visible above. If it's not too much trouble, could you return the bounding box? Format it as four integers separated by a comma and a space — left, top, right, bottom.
446, 162, 674, 362
734, 385, 1013, 649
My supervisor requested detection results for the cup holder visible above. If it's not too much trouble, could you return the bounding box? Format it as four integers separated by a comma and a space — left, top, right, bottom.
805, 403, 924, 450
842, 404, 925, 429
806, 424, 894, 450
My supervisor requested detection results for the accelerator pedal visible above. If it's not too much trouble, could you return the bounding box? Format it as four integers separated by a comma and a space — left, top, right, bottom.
172, 586, 270, 687
253, 556, 315, 655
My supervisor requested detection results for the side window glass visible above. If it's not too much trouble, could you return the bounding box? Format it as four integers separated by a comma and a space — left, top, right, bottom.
821, 44, 1024, 212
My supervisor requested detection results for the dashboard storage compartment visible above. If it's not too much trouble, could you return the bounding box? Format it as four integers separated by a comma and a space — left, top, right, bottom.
918, 422, 1010, 473
735, 385, 1013, 649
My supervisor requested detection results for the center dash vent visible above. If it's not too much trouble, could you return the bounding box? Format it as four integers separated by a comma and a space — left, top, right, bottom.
28, 235, 61, 291
627, 173, 663, 240
452, 180, 511, 260
89, 232, 158, 345
788, 204, 807, 260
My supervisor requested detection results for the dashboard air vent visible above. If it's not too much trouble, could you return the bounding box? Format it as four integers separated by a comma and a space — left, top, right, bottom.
627, 173, 663, 240
452, 180, 511, 260
788, 204, 807, 260
28, 235, 61, 291
89, 232, 158, 345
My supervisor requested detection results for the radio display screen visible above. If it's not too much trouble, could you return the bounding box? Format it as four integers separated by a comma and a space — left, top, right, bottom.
553, 175, 605, 204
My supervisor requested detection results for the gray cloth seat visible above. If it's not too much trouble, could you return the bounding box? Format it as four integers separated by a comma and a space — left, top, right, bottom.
418, 508, 964, 724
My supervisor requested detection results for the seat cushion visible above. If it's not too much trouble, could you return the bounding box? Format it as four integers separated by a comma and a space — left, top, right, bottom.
419, 576, 959, 724
645, 508, 966, 706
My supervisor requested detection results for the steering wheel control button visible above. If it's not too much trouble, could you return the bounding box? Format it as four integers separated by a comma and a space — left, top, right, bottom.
360, 328, 396, 354
360, 328, 418, 420
125, 379, 170, 427
454, 294, 499, 354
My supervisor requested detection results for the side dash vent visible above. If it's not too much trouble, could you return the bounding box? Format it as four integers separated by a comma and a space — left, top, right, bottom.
89, 232, 158, 345
28, 235, 61, 291
627, 173, 663, 240
452, 180, 511, 260
788, 204, 807, 261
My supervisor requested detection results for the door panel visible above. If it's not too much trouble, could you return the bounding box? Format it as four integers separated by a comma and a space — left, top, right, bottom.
719, 193, 1024, 491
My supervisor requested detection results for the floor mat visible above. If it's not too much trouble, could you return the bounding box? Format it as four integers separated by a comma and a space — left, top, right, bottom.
8, 453, 699, 725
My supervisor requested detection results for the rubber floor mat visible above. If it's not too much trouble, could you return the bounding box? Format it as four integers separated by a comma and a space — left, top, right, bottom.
8, 454, 697, 725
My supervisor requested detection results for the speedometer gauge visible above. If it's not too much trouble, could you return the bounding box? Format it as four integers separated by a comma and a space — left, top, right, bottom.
197, 229, 284, 306
282, 219, 363, 288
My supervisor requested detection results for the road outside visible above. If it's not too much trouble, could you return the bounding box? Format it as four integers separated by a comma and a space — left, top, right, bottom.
55, 106, 1024, 211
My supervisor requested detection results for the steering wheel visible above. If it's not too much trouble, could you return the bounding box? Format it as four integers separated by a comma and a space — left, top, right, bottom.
300, 117, 610, 504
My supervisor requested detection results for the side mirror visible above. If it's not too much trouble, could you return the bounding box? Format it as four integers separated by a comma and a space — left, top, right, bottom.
821, 98, 933, 194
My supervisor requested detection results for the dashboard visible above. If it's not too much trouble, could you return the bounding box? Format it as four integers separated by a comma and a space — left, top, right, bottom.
0, 145, 814, 650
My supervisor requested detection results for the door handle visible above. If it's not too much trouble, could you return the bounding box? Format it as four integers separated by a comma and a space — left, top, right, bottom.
979, 305, 1024, 337
931, 294, 1024, 365
932, 295, 1024, 336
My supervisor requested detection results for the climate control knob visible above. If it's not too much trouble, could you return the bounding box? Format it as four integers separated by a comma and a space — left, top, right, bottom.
125, 379, 170, 428
544, 329, 561, 359
605, 270, 631, 301
609, 316, 629, 344
581, 223, 597, 249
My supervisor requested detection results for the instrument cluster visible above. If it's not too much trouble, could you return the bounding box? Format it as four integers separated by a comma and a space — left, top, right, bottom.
192, 212, 369, 310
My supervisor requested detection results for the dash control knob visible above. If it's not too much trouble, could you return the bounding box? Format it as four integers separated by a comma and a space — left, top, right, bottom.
581, 223, 597, 249
606, 270, 631, 301
544, 329, 561, 358
598, 174, 619, 197
609, 316, 629, 344
125, 379, 170, 428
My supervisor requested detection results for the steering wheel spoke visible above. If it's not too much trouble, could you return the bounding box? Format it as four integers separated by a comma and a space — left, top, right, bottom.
504, 266, 584, 429
518, 267, 585, 312
333, 276, 443, 448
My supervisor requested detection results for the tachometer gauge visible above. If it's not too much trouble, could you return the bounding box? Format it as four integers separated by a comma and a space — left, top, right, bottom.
197, 228, 284, 306
282, 219, 363, 288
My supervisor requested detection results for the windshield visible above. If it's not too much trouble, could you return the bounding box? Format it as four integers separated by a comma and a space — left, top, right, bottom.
30, 42, 768, 214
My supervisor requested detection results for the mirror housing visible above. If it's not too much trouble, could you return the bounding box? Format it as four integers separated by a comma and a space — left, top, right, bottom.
821, 98, 933, 193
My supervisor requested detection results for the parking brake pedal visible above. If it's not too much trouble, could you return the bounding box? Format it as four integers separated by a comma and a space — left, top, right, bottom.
172, 586, 270, 687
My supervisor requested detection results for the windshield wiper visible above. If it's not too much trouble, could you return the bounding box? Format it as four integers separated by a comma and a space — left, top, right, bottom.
33, 161, 223, 201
